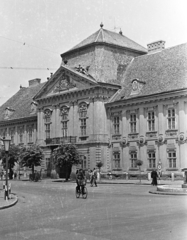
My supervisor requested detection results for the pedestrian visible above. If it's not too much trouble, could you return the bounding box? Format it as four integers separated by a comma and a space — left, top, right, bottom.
90, 169, 94, 187
92, 168, 97, 187
151, 169, 158, 186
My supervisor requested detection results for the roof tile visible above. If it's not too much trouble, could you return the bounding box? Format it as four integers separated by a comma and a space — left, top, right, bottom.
113, 43, 187, 101
0, 82, 46, 121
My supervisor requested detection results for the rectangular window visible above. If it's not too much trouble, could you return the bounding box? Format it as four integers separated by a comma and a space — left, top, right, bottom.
28, 128, 33, 142
130, 114, 136, 133
80, 155, 87, 169
62, 114, 68, 121
113, 116, 120, 134
168, 109, 175, 130
148, 152, 156, 168
113, 152, 120, 168
148, 111, 155, 131
62, 121, 68, 137
45, 115, 51, 139
46, 124, 50, 139
10, 129, 14, 144
3, 128, 7, 139
80, 111, 87, 118
130, 152, 137, 168
19, 129, 23, 143
168, 151, 176, 168
80, 119, 86, 136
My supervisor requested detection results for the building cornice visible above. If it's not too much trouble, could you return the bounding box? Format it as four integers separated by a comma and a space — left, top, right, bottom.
36, 85, 120, 105
0, 116, 37, 127
106, 88, 187, 109
61, 42, 147, 58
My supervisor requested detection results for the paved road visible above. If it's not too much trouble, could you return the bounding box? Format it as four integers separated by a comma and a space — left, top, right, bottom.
0, 180, 187, 240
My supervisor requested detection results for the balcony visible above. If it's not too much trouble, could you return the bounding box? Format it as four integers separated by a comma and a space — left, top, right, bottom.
46, 136, 77, 145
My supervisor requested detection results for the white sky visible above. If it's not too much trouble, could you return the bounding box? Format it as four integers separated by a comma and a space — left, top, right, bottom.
0, 0, 187, 106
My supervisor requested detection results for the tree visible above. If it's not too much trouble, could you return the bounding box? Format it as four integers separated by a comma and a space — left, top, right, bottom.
20, 144, 43, 177
0, 145, 20, 179
136, 159, 143, 183
96, 161, 103, 181
96, 161, 103, 172
52, 144, 80, 181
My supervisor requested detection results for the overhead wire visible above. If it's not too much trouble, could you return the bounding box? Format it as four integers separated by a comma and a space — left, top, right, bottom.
0, 35, 60, 55
0, 67, 57, 70
0, 36, 60, 71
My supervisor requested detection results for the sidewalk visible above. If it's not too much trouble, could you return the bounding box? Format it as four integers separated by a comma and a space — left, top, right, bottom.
0, 190, 18, 210
98, 178, 184, 186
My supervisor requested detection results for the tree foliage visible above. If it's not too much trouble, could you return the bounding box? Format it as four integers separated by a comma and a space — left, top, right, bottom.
20, 144, 43, 174
96, 161, 103, 172
52, 144, 80, 169
135, 159, 143, 183
0, 145, 21, 179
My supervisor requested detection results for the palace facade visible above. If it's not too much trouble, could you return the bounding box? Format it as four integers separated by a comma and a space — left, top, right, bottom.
0, 24, 186, 177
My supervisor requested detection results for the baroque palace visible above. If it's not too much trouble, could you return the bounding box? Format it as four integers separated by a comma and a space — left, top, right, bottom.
0, 24, 187, 177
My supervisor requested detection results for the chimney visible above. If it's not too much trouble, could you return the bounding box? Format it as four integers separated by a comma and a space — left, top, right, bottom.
147, 40, 165, 54
28, 78, 41, 87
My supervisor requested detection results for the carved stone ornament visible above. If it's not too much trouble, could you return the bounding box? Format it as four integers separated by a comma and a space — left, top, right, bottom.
54, 71, 76, 93
44, 109, 52, 117
120, 138, 127, 147
158, 135, 164, 143
178, 132, 185, 144
79, 102, 88, 112
60, 106, 69, 115
108, 138, 112, 148
139, 136, 145, 145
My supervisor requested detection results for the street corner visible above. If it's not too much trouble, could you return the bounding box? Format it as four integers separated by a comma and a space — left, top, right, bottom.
0, 192, 18, 210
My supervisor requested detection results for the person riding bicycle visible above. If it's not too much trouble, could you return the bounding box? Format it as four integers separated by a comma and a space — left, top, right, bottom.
76, 169, 86, 194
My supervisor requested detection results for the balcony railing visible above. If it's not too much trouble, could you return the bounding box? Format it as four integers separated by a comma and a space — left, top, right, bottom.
46, 136, 77, 145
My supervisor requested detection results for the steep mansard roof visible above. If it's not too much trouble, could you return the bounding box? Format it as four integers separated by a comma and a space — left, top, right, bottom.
111, 42, 187, 102
0, 82, 46, 122
62, 27, 147, 56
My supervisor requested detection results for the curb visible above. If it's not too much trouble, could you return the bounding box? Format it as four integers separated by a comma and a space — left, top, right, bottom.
149, 190, 187, 196
0, 194, 18, 210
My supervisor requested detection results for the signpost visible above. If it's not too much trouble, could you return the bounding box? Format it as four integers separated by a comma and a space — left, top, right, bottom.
157, 161, 162, 181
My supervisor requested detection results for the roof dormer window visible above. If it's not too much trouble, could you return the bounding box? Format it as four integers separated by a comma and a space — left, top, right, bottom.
30, 101, 38, 114
130, 79, 146, 96
4, 107, 15, 119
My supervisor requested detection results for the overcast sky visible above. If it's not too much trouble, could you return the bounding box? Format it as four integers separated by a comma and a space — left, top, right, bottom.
0, 0, 187, 106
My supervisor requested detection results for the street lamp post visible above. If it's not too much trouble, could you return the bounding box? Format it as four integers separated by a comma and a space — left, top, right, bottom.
2, 137, 11, 200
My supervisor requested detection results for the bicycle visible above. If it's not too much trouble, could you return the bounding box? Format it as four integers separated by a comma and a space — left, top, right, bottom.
75, 184, 88, 199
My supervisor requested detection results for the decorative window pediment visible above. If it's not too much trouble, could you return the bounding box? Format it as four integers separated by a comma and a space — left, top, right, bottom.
60, 105, 70, 116
130, 79, 146, 96
44, 108, 52, 117
79, 102, 89, 112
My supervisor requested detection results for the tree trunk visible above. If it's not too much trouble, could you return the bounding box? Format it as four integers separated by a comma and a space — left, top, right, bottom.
32, 164, 34, 175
